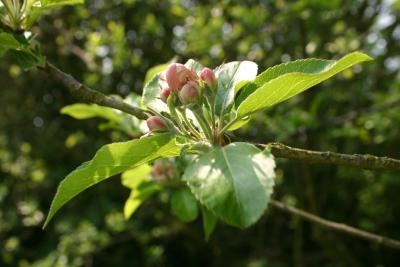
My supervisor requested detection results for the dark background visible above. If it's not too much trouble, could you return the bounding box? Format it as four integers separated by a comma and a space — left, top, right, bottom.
1, 0, 400, 266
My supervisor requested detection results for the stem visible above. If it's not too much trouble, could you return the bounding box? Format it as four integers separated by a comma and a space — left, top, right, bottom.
193, 108, 213, 140
167, 99, 190, 136
208, 94, 217, 144
180, 109, 203, 139
264, 142, 400, 171
219, 116, 239, 134
43, 62, 148, 120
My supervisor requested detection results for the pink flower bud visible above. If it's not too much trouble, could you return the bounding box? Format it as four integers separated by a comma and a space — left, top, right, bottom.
165, 63, 194, 91
160, 87, 171, 103
152, 161, 164, 175
179, 81, 200, 104
146, 116, 167, 131
151, 159, 176, 182
200, 67, 217, 89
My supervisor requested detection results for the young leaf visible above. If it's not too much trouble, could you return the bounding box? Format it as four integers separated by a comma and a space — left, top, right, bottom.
121, 164, 158, 219
235, 58, 336, 105
9, 49, 44, 70
41, 0, 84, 8
121, 164, 152, 189
171, 188, 199, 222
226, 115, 252, 131
236, 52, 372, 118
144, 63, 169, 85
201, 206, 217, 241
124, 181, 160, 219
185, 59, 203, 73
43, 133, 180, 228
214, 61, 257, 115
24, 0, 84, 29
141, 73, 169, 113
0, 33, 20, 50
61, 102, 144, 135
183, 143, 275, 228
61, 104, 122, 122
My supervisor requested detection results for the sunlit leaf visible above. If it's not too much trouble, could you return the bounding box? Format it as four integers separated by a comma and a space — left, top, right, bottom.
214, 61, 257, 115
183, 142, 275, 228
124, 182, 160, 219
43, 133, 180, 228
121, 164, 159, 219
121, 164, 152, 189
24, 0, 84, 29
41, 0, 84, 8
144, 63, 169, 85
185, 58, 203, 72
141, 73, 169, 113
61, 104, 122, 122
236, 52, 372, 118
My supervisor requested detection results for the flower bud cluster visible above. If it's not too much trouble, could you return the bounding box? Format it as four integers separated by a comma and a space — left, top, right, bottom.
158, 63, 216, 105
147, 62, 218, 139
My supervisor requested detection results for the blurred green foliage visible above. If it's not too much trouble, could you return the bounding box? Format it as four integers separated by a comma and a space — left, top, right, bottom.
0, 0, 400, 266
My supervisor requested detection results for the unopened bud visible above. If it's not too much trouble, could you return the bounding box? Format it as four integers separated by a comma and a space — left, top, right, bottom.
165, 63, 196, 91
160, 87, 171, 103
151, 159, 176, 182
200, 67, 217, 89
146, 116, 167, 131
179, 81, 200, 104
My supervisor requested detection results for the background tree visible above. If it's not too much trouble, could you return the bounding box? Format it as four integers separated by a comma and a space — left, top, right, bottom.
0, 0, 400, 266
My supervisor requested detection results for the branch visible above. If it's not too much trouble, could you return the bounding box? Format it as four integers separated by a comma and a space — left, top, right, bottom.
270, 199, 400, 250
43, 62, 148, 120
265, 143, 400, 171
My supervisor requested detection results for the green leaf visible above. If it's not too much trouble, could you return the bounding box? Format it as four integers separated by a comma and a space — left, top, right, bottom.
61, 99, 144, 136
43, 133, 180, 228
214, 61, 257, 115
141, 73, 169, 113
124, 179, 160, 220
41, 0, 84, 8
0, 47, 6, 57
144, 63, 169, 85
171, 188, 199, 222
61, 103, 122, 122
121, 164, 152, 189
0, 33, 20, 49
226, 115, 252, 131
24, 0, 84, 29
236, 52, 372, 118
235, 58, 336, 105
0, 6, 5, 16
234, 80, 251, 94
9, 49, 44, 70
124, 181, 161, 219
184, 59, 203, 72
121, 164, 158, 219
183, 142, 275, 228
201, 206, 217, 241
